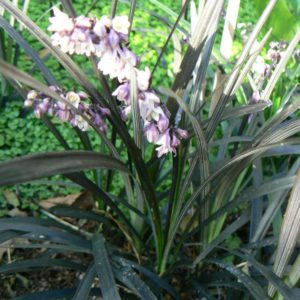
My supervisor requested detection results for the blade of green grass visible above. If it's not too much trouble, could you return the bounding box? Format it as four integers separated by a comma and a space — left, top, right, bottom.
243, 252, 299, 300
207, 118, 300, 240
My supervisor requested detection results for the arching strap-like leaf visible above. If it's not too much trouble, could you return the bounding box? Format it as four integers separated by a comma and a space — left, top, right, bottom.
13, 288, 102, 300
0, 258, 85, 274
166, 0, 224, 117
113, 260, 157, 300
251, 157, 300, 243
205, 0, 278, 141
0, 15, 57, 85
50, 206, 111, 225
269, 167, 300, 296
0, 230, 25, 244
130, 65, 143, 151
113, 256, 180, 300
207, 259, 270, 300
191, 281, 217, 300
92, 234, 121, 300
244, 253, 300, 300
159, 86, 210, 218
0, 218, 89, 248
195, 211, 250, 262
10, 243, 90, 254
219, 102, 271, 123
72, 263, 96, 300
210, 247, 300, 300
0, 151, 129, 186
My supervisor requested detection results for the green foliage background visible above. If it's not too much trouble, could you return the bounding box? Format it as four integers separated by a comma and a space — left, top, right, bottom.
254, 0, 300, 40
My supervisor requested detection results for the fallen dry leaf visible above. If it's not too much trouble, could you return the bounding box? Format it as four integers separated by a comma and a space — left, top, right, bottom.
7, 207, 27, 217
3, 190, 20, 207
40, 193, 82, 209
0, 240, 11, 262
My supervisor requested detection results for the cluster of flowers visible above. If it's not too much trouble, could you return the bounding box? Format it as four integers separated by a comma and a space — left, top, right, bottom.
237, 22, 253, 44
24, 87, 110, 133
112, 68, 188, 156
47, 7, 187, 156
267, 41, 288, 65
252, 41, 289, 87
250, 41, 290, 106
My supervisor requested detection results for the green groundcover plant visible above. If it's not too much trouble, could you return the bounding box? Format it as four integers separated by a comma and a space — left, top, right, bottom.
0, 0, 300, 299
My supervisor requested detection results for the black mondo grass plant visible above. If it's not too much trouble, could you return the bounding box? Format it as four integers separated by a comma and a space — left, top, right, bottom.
0, 0, 300, 299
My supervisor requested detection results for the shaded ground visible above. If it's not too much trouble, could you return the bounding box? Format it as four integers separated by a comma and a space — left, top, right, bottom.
0, 247, 91, 299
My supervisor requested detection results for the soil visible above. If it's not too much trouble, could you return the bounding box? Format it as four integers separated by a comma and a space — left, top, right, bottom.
0, 247, 92, 299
